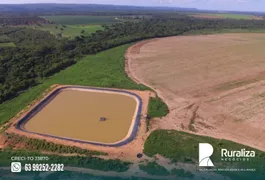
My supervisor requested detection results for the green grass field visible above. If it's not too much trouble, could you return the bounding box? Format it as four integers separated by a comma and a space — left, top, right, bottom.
0, 44, 167, 127
31, 24, 103, 38
42, 15, 120, 25
144, 130, 265, 180
214, 13, 257, 19
147, 97, 168, 131
0, 42, 16, 47
189, 13, 259, 20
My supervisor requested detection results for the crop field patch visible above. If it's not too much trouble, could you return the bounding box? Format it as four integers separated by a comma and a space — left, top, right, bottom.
188, 13, 264, 20
127, 33, 265, 151
0, 42, 16, 47
42, 15, 120, 25
28, 24, 103, 38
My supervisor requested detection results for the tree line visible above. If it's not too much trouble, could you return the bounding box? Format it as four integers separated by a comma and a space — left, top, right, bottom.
1, 16, 265, 103
0, 27, 77, 102
0, 16, 50, 26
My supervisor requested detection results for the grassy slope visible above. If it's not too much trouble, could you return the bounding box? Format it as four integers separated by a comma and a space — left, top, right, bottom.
214, 13, 254, 19
146, 97, 168, 131
148, 97, 168, 118
42, 15, 120, 25
0, 42, 16, 47
144, 130, 265, 180
188, 13, 255, 20
31, 24, 103, 38
0, 44, 166, 126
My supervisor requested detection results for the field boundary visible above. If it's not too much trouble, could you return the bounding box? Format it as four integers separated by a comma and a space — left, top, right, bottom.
125, 39, 173, 111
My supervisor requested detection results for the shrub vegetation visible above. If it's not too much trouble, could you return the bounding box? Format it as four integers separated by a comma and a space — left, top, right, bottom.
5, 133, 105, 156
144, 130, 265, 180
0, 149, 130, 172
139, 161, 170, 176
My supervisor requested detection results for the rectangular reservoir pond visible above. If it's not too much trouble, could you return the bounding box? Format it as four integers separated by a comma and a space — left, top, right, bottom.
18, 86, 142, 146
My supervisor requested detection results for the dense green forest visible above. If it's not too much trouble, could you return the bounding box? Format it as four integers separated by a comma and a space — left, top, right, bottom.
0, 15, 265, 103
0, 16, 50, 25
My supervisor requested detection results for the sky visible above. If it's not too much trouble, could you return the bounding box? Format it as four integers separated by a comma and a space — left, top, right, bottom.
1, 0, 265, 12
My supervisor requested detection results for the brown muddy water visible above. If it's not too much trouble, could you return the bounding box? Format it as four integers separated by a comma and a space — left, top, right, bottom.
24, 89, 138, 144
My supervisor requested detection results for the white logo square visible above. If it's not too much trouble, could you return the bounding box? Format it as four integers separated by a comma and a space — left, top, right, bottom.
199, 143, 214, 167
11, 162, 21, 173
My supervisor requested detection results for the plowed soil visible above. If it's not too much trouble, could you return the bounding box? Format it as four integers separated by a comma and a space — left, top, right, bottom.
126, 33, 265, 151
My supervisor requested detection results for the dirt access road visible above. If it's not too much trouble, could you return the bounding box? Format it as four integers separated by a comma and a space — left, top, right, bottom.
126, 33, 265, 151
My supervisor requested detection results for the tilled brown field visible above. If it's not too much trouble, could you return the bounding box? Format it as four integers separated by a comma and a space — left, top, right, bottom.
126, 33, 265, 151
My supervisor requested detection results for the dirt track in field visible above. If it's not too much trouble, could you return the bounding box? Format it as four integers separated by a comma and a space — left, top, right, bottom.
126, 33, 265, 151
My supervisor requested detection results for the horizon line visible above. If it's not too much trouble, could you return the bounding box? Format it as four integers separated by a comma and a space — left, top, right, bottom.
0, 3, 264, 14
